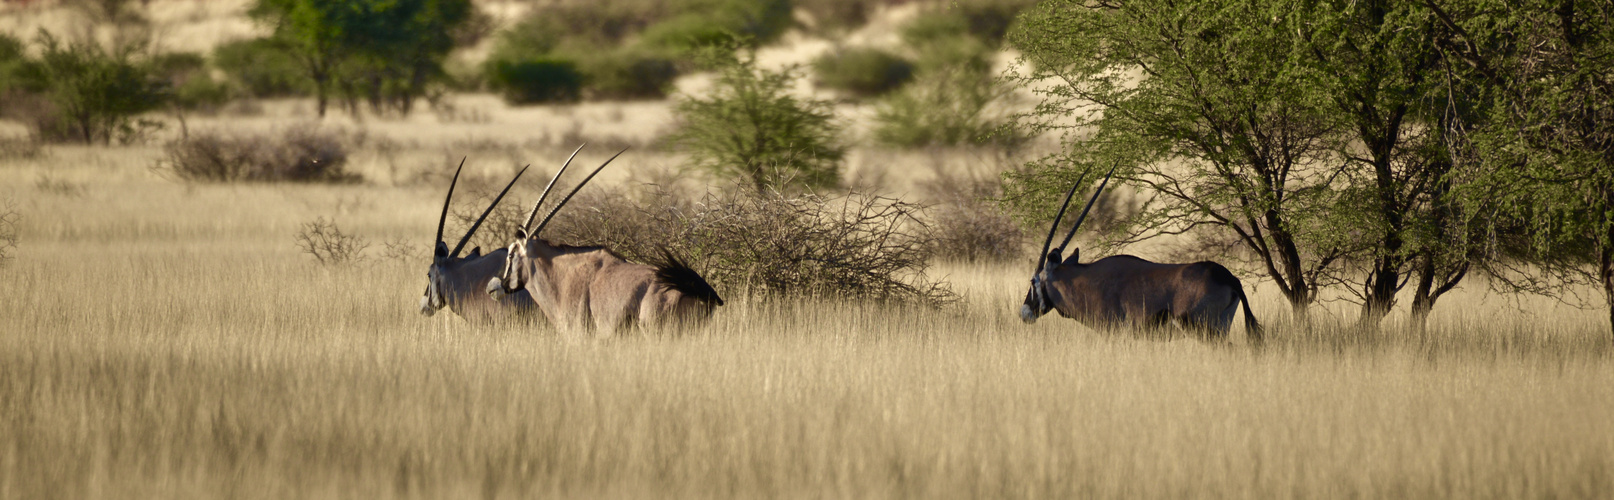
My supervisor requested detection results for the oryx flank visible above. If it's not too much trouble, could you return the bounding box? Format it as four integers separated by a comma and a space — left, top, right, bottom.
420, 159, 537, 322
1020, 167, 1263, 343
487, 145, 723, 335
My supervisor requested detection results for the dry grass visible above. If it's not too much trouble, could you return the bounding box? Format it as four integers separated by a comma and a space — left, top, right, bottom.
0, 137, 1611, 499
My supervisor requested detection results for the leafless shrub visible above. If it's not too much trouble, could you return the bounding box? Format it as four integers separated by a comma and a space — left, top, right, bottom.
0, 136, 45, 161
159, 128, 359, 183
547, 184, 956, 306
0, 201, 18, 268
294, 217, 369, 266
379, 237, 419, 263
919, 151, 1027, 263
34, 174, 86, 197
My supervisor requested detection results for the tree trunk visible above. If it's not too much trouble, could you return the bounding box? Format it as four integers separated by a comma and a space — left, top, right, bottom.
1410, 257, 1436, 331
1360, 257, 1400, 327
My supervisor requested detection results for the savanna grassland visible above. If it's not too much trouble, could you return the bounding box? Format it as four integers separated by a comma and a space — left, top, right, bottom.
1, 103, 1613, 499
2, 0, 1614, 497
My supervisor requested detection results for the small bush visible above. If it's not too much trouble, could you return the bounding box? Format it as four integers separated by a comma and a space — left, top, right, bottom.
920, 157, 1026, 263
0, 136, 45, 160
796, 0, 878, 32
812, 47, 914, 98
295, 217, 369, 266
573, 47, 679, 100
485, 58, 583, 105
545, 184, 956, 306
160, 128, 358, 183
637, 13, 741, 53
670, 50, 845, 192
213, 38, 309, 98
871, 63, 1024, 148
0, 201, 18, 268
12, 31, 170, 145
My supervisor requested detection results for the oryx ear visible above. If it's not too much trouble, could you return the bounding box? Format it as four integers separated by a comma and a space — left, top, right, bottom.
515, 228, 527, 240
1063, 248, 1081, 265
469, 246, 482, 258
1044, 250, 1062, 274
434, 241, 449, 258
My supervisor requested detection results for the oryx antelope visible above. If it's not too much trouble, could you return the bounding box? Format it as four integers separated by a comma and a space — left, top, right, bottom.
420, 159, 538, 322
1019, 168, 1263, 343
487, 145, 724, 335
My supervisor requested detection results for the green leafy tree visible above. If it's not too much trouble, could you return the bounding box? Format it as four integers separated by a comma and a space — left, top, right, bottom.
17, 31, 168, 145
249, 0, 473, 117
1003, 0, 1350, 320
670, 49, 844, 192
1431, 0, 1614, 339
1291, 0, 1482, 327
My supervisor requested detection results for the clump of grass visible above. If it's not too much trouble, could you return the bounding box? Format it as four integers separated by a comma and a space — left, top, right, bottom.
294, 217, 369, 266
159, 128, 359, 183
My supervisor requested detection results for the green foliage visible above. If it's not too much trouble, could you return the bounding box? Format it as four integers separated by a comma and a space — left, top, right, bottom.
483, 0, 792, 102
670, 51, 845, 192
869, 62, 1020, 148
11, 31, 169, 145
151, 52, 231, 113
212, 38, 310, 98
1002, 0, 1355, 316
248, 0, 476, 117
811, 47, 914, 97
484, 58, 583, 104
570, 47, 679, 100
796, 0, 877, 33
870, 10, 1015, 148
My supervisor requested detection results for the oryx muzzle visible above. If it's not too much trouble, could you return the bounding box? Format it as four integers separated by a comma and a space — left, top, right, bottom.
420, 159, 537, 322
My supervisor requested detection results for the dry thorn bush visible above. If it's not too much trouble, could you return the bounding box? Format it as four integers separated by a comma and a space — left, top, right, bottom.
158, 128, 360, 183
546, 184, 956, 306
919, 149, 1028, 263
294, 217, 369, 266
0, 201, 17, 268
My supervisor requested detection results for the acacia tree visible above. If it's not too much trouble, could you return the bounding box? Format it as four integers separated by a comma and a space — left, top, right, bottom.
1431, 0, 1614, 339
249, 0, 473, 117
1002, 0, 1352, 320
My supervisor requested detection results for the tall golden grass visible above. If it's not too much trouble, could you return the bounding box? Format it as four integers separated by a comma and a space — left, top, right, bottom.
1, 139, 1610, 499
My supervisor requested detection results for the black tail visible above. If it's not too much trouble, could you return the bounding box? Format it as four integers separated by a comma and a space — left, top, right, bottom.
653, 248, 724, 307
1234, 281, 1263, 346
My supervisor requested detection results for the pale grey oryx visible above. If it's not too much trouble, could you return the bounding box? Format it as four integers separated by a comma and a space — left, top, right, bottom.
420, 159, 538, 323
487, 145, 724, 335
1019, 168, 1263, 343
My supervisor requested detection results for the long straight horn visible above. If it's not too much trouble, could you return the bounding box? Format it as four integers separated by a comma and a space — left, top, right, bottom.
1037, 172, 1088, 271
522, 143, 588, 232
1055, 164, 1118, 254
530, 147, 628, 237
435, 158, 466, 252
450, 164, 530, 259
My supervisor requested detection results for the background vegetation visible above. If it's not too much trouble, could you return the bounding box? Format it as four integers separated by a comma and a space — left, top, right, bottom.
0, 0, 1611, 496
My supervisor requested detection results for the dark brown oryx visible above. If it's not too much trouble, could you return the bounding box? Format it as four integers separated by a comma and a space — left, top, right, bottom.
420, 160, 537, 322
486, 145, 723, 335
1019, 168, 1263, 343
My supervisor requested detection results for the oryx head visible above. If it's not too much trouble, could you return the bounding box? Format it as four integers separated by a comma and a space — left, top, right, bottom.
488, 144, 627, 300
1020, 166, 1115, 323
421, 159, 529, 316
